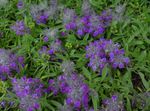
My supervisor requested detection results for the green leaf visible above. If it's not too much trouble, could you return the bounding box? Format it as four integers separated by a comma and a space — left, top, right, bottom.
100, 66, 108, 82
139, 72, 149, 90
82, 67, 91, 82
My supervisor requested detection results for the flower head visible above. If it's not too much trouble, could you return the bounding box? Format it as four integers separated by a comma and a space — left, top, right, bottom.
17, 0, 24, 9
86, 38, 130, 71
48, 61, 90, 110
0, 49, 24, 81
30, 0, 57, 24
12, 77, 44, 111
11, 21, 30, 36
101, 94, 125, 111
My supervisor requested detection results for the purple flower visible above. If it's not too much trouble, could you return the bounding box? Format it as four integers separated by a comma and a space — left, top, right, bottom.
0, 49, 24, 81
17, 0, 24, 9
11, 21, 30, 35
86, 39, 130, 71
36, 14, 49, 24
63, 7, 112, 37
30, 1, 58, 24
43, 36, 49, 42
48, 61, 90, 110
77, 29, 84, 36
101, 94, 125, 111
12, 77, 44, 111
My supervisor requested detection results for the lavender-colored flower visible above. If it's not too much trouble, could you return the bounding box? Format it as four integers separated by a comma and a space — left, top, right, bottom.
99, 9, 112, 27
11, 21, 30, 36
0, 49, 24, 81
63, 7, 111, 37
17, 0, 24, 9
101, 94, 125, 111
86, 38, 130, 71
12, 77, 44, 111
30, 0, 58, 24
48, 61, 90, 110
39, 46, 49, 55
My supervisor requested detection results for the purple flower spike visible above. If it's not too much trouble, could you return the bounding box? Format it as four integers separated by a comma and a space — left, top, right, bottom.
12, 77, 44, 111
30, 1, 58, 24
101, 94, 125, 111
0, 49, 24, 80
63, 7, 112, 37
11, 21, 30, 36
43, 36, 49, 42
86, 38, 130, 71
48, 61, 90, 110
17, 0, 24, 9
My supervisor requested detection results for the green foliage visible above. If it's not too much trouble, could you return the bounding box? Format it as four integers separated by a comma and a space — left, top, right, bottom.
0, 0, 150, 110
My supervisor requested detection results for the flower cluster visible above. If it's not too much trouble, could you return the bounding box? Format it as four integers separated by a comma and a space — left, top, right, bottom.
48, 61, 90, 110
39, 28, 62, 56
0, 49, 24, 81
39, 39, 62, 56
86, 38, 130, 71
63, 1, 112, 37
17, 0, 24, 9
101, 95, 125, 111
12, 77, 44, 111
11, 21, 30, 36
30, 0, 58, 24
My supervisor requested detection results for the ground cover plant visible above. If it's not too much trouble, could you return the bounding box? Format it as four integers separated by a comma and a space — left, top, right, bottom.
0, 0, 150, 111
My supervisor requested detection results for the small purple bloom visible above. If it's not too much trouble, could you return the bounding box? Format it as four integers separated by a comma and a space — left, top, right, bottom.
43, 36, 49, 42
17, 0, 24, 9
86, 39, 130, 72
12, 77, 44, 111
48, 61, 90, 110
11, 21, 30, 36
0, 49, 24, 80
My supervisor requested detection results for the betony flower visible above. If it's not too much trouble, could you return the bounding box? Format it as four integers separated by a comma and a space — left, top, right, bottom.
86, 38, 130, 71
30, 0, 58, 24
17, 0, 24, 9
11, 21, 30, 36
12, 77, 44, 111
63, 6, 112, 37
48, 61, 90, 110
101, 94, 125, 111
0, 49, 24, 81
